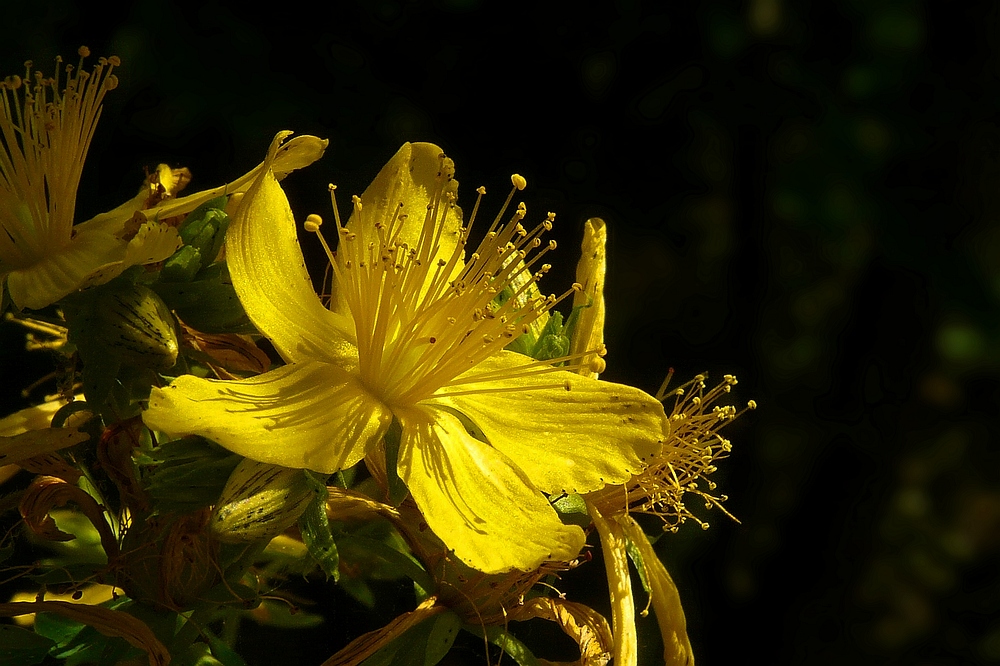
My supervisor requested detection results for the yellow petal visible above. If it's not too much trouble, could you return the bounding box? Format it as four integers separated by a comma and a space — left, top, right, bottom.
228, 134, 356, 364
330, 142, 464, 315
6, 229, 124, 310
0, 427, 88, 468
135, 134, 330, 224
621, 516, 695, 666
569, 217, 607, 379
143, 360, 391, 474
396, 405, 585, 574
588, 502, 637, 666
80, 222, 182, 289
437, 350, 664, 495
0, 400, 67, 436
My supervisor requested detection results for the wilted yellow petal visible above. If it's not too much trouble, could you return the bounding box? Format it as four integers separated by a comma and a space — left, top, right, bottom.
588, 502, 637, 666
0, 427, 87, 468
321, 596, 443, 666
397, 406, 585, 573
510, 596, 613, 665
621, 516, 694, 666
569, 217, 607, 378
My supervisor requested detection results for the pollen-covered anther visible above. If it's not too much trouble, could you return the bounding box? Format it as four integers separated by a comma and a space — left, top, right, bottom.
571, 282, 583, 292
511, 173, 527, 190
303, 213, 323, 233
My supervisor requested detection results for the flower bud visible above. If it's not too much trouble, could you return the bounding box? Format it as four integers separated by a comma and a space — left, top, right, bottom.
211, 459, 319, 543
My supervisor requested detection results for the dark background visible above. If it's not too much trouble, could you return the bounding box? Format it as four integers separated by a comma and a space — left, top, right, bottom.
3, 1, 1000, 664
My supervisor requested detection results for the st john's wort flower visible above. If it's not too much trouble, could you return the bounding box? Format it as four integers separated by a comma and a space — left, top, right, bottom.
144, 134, 668, 574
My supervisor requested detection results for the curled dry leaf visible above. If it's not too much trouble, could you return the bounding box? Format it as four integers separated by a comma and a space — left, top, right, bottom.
0, 600, 170, 666
19, 475, 118, 558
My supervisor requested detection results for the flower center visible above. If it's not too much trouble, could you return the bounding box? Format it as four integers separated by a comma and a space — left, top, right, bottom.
0, 47, 119, 269
306, 152, 581, 407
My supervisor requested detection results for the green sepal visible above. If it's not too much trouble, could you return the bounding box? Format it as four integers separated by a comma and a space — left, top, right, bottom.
153, 263, 254, 334
299, 471, 339, 581
361, 611, 461, 666
0, 625, 55, 666
161, 201, 231, 283
625, 533, 652, 594
532, 311, 570, 361
336, 521, 433, 594
143, 437, 242, 514
160, 245, 203, 283
383, 419, 408, 507
552, 493, 592, 529
181, 203, 229, 261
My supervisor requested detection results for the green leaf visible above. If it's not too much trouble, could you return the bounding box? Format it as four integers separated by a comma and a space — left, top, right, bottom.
299, 471, 339, 581
205, 633, 248, 666
362, 611, 462, 666
337, 532, 433, 593
175, 642, 225, 666
468, 625, 541, 666
0, 625, 55, 666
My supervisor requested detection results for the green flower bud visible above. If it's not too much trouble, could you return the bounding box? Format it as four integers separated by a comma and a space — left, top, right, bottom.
212, 459, 319, 543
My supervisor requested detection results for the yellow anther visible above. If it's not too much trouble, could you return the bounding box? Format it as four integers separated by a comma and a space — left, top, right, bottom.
108, 55, 121, 67
547, 239, 557, 250
476, 186, 487, 195
78, 46, 91, 58
511, 174, 527, 190
747, 400, 758, 409
304, 214, 323, 233
571, 282, 583, 292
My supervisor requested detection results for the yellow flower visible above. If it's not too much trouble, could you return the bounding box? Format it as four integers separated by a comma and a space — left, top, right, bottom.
0, 48, 182, 310
143, 133, 667, 574
567, 221, 752, 666
587, 373, 755, 666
